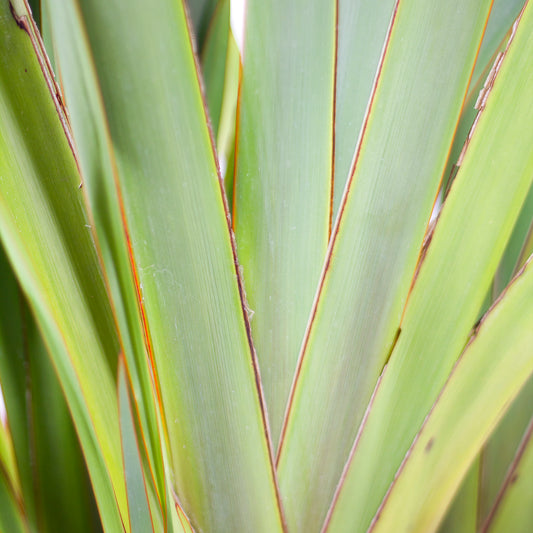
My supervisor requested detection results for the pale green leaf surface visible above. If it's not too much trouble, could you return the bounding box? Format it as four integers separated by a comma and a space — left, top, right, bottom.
172, 500, 196, 533
44, 0, 166, 507
0, 2, 127, 530
333, 0, 396, 217
478, 370, 533, 522
201, 0, 229, 138
484, 416, 533, 533
118, 360, 154, 533
442, 1, 525, 199
367, 258, 533, 533
325, 5, 533, 531
493, 182, 533, 296
276, 2, 492, 531
471, 0, 525, 86
234, 0, 335, 447
438, 459, 480, 533
46, 0, 284, 531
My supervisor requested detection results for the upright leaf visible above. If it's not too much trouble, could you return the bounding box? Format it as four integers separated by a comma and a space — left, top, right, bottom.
0, 246, 100, 533
276, 2, 492, 530
333, 0, 396, 216
325, 5, 533, 530
0, 2, 127, 529
118, 359, 154, 533
46, 0, 285, 530
484, 416, 533, 532
368, 259, 533, 533
233, 0, 336, 446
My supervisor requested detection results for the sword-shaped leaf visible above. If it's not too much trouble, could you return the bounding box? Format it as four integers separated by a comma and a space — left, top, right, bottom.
276, 2, 492, 530
483, 416, 533, 532
0, 1, 127, 529
324, 5, 533, 530
233, 0, 336, 447
368, 258, 533, 533
332, 0, 396, 217
45, 0, 284, 530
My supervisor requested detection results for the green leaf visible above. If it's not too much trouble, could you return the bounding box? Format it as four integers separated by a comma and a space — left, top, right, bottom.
493, 183, 533, 296
471, 0, 525, 85
43, 0, 166, 509
185, 0, 219, 51
0, 472, 27, 533
0, 249, 101, 533
276, 2, 492, 530
0, 421, 20, 517
438, 459, 480, 533
0, 2, 127, 530
333, 0, 396, 217
324, 4, 533, 530
366, 258, 533, 533
201, 0, 230, 138
201, 0, 240, 177
442, 1, 525, 203
484, 416, 533, 532
477, 372, 533, 524
45, 0, 284, 530
118, 358, 154, 533
233, 0, 336, 446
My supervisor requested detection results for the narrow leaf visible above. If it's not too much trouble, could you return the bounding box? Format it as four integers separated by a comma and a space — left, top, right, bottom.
277, 2, 492, 530
484, 416, 533, 532
118, 358, 154, 533
46, 0, 285, 530
0, 2, 127, 529
233, 0, 336, 447
324, 5, 533, 530
333, 0, 396, 217
368, 258, 533, 533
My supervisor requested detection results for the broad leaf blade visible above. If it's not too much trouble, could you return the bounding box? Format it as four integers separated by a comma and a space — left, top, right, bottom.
325, 5, 533, 531
477, 338, 533, 523
277, 2, 492, 530
471, 0, 525, 86
368, 258, 533, 533
46, 0, 284, 530
233, 0, 336, 447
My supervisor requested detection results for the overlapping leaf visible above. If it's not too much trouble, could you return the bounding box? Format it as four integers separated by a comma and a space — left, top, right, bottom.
45, 0, 284, 530
276, 2, 493, 530
325, 4, 533, 530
